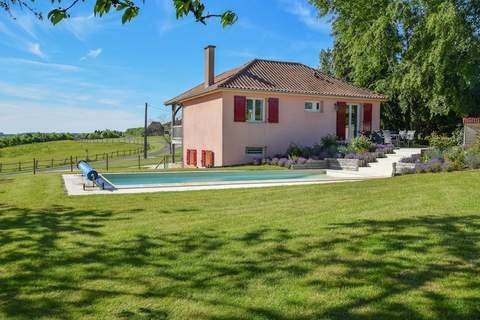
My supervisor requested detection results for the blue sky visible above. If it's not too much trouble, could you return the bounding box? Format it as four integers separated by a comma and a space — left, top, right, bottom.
0, 0, 332, 133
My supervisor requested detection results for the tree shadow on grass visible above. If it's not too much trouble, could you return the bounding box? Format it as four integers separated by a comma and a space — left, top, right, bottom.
0, 203, 479, 319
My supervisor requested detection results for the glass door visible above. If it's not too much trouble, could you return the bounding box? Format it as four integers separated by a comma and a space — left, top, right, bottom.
345, 105, 361, 141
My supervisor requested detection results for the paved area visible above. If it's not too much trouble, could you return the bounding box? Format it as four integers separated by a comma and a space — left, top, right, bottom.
63, 148, 424, 196
63, 174, 364, 196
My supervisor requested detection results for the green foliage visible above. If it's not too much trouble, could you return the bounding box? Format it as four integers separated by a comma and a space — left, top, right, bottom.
465, 141, 480, 169
348, 135, 373, 154
77, 130, 124, 140
2, 0, 236, 26
125, 127, 144, 137
311, 0, 480, 135
319, 48, 334, 75
286, 143, 303, 158
0, 132, 74, 148
320, 134, 338, 149
428, 133, 458, 151
444, 146, 465, 170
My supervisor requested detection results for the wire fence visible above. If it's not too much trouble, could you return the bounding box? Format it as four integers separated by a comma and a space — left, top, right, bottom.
75, 137, 145, 144
0, 147, 147, 174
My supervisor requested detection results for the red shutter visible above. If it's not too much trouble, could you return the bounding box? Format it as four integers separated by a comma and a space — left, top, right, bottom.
268, 98, 279, 123
336, 102, 347, 140
210, 151, 214, 167
234, 96, 246, 122
201, 150, 206, 167
186, 149, 191, 165
363, 103, 373, 132
192, 150, 197, 166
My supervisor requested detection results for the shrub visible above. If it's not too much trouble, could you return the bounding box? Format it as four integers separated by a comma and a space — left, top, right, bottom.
465, 153, 480, 169
415, 163, 427, 174
271, 157, 279, 166
278, 158, 288, 167
285, 159, 296, 168
444, 146, 465, 170
422, 148, 444, 162
320, 134, 338, 149
286, 143, 302, 158
262, 158, 271, 165
349, 135, 373, 154
428, 133, 457, 151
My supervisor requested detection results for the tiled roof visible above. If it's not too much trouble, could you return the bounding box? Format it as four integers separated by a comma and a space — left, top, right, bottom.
165, 59, 387, 105
464, 118, 480, 124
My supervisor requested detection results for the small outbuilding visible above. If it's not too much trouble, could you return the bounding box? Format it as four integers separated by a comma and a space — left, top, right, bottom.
147, 121, 165, 136
463, 118, 480, 147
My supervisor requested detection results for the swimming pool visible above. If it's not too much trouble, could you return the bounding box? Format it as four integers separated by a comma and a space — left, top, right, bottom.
101, 170, 328, 189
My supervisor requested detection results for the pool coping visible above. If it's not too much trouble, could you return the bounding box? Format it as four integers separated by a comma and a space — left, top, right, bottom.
62, 173, 368, 196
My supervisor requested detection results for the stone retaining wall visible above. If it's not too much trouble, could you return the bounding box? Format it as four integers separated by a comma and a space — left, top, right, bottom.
290, 160, 328, 170
326, 158, 361, 171
394, 162, 416, 175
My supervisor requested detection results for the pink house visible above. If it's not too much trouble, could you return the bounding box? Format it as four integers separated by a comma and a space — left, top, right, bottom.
165, 46, 387, 168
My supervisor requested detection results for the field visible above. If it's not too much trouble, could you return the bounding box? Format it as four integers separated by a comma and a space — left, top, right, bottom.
0, 171, 479, 319
0, 138, 167, 173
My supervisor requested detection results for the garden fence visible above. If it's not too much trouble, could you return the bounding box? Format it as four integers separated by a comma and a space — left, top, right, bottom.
0, 147, 158, 174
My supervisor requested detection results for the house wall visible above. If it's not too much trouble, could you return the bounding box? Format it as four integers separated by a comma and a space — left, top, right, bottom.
221, 91, 381, 166
181, 91, 382, 167
182, 93, 223, 167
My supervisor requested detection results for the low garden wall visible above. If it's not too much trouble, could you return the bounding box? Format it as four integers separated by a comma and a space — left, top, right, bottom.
290, 159, 361, 171
393, 162, 416, 175
290, 160, 328, 170
326, 158, 361, 171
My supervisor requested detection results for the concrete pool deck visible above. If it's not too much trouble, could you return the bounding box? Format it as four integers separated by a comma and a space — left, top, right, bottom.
62, 173, 369, 196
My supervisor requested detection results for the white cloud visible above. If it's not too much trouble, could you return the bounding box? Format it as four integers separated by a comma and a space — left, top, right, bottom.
280, 0, 331, 33
81, 48, 103, 60
0, 101, 143, 133
0, 57, 81, 72
62, 14, 100, 40
27, 42, 46, 58
0, 81, 48, 100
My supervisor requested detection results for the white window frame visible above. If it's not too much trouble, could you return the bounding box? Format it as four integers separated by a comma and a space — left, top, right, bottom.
304, 101, 324, 113
246, 97, 266, 123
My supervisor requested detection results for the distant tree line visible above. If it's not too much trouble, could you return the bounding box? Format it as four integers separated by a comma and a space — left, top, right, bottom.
0, 130, 124, 148
77, 130, 124, 140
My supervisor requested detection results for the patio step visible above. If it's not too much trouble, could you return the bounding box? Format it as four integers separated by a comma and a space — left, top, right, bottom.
327, 148, 424, 178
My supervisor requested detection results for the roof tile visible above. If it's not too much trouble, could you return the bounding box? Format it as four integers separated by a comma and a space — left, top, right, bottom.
165, 59, 387, 105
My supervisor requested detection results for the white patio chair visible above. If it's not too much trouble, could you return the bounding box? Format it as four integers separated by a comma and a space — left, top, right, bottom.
406, 130, 416, 147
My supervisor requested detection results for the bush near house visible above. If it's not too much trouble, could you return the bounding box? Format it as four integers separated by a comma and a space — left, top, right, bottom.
398, 136, 480, 175
261, 136, 394, 169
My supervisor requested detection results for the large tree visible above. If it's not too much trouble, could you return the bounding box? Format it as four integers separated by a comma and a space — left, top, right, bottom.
1, 0, 237, 26
311, 0, 480, 135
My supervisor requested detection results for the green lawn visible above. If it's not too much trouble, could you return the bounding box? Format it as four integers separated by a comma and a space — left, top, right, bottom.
0, 171, 479, 319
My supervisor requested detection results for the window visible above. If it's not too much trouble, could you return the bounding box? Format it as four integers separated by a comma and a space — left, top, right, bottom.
304, 101, 323, 113
246, 98, 265, 122
245, 147, 265, 156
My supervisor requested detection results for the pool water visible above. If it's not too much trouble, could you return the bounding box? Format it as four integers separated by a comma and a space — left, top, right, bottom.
101, 170, 327, 188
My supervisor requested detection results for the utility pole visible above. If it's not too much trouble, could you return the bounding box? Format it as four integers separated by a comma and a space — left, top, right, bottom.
144, 102, 148, 159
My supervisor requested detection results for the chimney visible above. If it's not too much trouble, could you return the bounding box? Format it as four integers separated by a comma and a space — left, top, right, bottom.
204, 45, 216, 88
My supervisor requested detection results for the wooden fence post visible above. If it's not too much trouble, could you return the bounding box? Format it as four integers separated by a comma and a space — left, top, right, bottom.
0, 163, 2, 173
70, 156, 73, 172
106, 154, 109, 171
33, 158, 36, 175
51, 159, 54, 168
138, 154, 141, 169
18, 161, 21, 171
